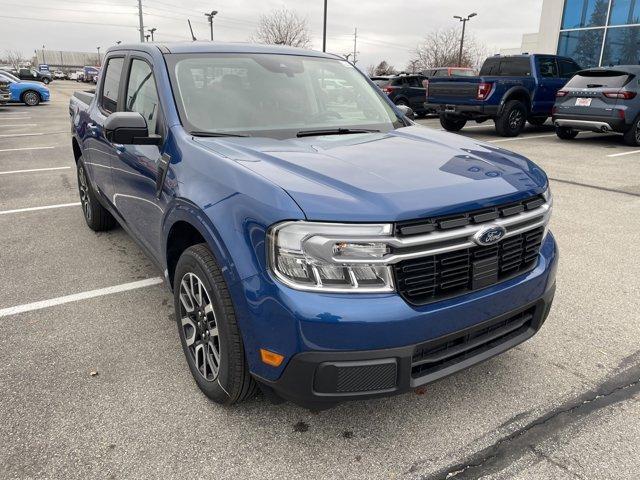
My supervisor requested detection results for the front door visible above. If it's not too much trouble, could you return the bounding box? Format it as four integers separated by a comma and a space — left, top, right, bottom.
110, 55, 167, 259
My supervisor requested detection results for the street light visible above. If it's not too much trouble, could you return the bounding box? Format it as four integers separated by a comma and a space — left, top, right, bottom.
42, 45, 46, 64
204, 10, 218, 41
322, 0, 328, 52
96, 46, 101, 66
453, 13, 477, 67
147, 27, 157, 41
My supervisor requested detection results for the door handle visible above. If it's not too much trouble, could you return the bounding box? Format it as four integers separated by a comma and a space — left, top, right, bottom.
156, 153, 171, 199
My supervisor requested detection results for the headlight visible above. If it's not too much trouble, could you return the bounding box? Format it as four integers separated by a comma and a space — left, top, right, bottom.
267, 221, 395, 292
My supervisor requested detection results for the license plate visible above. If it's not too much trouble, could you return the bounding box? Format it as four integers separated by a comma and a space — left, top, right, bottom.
445, 105, 456, 112
576, 98, 592, 107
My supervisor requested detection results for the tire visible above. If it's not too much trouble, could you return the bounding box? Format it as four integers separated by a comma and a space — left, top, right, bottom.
495, 100, 527, 137
440, 115, 467, 132
528, 116, 548, 127
556, 127, 579, 140
623, 117, 640, 146
76, 156, 116, 231
174, 244, 257, 405
22, 90, 40, 106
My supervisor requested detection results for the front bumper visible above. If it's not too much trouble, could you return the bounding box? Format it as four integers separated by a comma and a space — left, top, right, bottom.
260, 287, 555, 409
238, 233, 558, 409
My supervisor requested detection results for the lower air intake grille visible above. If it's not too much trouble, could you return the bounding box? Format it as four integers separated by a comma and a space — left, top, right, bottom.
394, 227, 544, 306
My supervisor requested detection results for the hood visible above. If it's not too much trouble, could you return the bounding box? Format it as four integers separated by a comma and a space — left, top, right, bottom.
194, 125, 548, 222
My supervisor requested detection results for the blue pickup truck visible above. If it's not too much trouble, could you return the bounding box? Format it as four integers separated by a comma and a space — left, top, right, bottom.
69, 43, 557, 409
426, 54, 582, 137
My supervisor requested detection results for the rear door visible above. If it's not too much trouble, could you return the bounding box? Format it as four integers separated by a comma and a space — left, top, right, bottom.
557, 70, 632, 118
533, 56, 564, 114
84, 54, 125, 201
406, 76, 426, 110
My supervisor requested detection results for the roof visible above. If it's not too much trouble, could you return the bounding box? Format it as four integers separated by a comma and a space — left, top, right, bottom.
107, 41, 339, 59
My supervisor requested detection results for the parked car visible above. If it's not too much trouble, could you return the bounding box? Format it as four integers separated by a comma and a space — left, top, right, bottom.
425, 54, 582, 137
0, 71, 50, 106
70, 42, 557, 410
552, 66, 640, 145
53, 70, 67, 80
82, 66, 99, 83
372, 73, 428, 117
0, 78, 10, 105
12, 67, 53, 84
423, 67, 477, 78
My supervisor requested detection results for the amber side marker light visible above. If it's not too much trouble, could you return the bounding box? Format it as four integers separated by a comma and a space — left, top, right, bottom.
260, 349, 285, 367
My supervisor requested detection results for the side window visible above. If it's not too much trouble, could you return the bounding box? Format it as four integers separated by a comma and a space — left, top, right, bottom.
559, 59, 581, 78
537, 57, 559, 78
125, 59, 160, 134
434, 69, 447, 77
100, 57, 124, 113
408, 77, 422, 87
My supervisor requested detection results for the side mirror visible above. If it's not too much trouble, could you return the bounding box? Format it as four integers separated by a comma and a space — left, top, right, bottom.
104, 112, 161, 145
397, 104, 415, 120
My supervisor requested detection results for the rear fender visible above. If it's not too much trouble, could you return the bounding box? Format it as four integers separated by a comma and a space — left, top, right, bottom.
499, 87, 532, 115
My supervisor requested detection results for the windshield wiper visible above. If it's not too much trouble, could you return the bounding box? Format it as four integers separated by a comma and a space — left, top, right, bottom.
296, 128, 380, 138
190, 131, 251, 137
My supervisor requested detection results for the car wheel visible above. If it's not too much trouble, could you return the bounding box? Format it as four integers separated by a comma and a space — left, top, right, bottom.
22, 91, 41, 106
42, 78, 50, 84
76, 156, 116, 231
174, 244, 258, 405
440, 115, 467, 132
623, 117, 640, 146
556, 127, 579, 140
528, 116, 548, 127
495, 100, 527, 137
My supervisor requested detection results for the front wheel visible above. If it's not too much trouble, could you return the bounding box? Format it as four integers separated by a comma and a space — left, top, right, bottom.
623, 117, 640, 146
174, 244, 257, 405
22, 90, 40, 106
556, 126, 579, 140
495, 100, 527, 137
440, 115, 467, 132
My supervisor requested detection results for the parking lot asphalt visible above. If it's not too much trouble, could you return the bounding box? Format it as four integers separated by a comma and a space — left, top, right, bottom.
1, 81, 639, 480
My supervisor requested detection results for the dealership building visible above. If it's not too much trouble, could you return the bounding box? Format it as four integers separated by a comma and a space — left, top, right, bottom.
512, 0, 640, 68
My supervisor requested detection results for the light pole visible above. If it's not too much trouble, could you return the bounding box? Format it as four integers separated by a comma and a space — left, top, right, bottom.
322, 0, 328, 52
454, 13, 477, 67
42, 45, 46, 64
148, 27, 157, 41
205, 10, 218, 41
96, 46, 101, 66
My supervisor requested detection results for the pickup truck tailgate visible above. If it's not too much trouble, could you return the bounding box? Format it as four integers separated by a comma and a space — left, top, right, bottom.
428, 81, 479, 100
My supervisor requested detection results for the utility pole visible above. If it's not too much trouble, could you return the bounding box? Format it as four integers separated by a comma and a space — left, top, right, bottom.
96, 47, 101, 66
42, 45, 46, 65
322, 0, 328, 52
137, 0, 145, 42
352, 27, 358, 65
148, 27, 157, 41
454, 13, 477, 67
204, 10, 218, 41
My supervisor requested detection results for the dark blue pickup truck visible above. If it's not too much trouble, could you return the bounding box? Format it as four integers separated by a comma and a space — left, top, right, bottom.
426, 54, 582, 137
69, 42, 557, 409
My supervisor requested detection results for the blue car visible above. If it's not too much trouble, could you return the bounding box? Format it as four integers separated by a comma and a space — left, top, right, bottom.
69, 43, 557, 409
0, 71, 50, 106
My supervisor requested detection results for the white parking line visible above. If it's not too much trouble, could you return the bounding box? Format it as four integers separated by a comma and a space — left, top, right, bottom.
488, 134, 557, 143
0, 146, 56, 153
0, 278, 164, 318
0, 117, 32, 120
607, 149, 640, 158
0, 202, 80, 215
0, 166, 71, 175
0, 132, 67, 138
0, 124, 38, 128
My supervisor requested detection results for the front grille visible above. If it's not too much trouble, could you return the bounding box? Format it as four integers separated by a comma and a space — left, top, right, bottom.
411, 307, 535, 379
394, 226, 544, 305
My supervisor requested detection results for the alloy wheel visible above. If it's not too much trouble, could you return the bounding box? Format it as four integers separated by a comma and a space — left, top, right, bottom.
179, 272, 221, 381
508, 109, 524, 130
24, 92, 38, 106
77, 164, 92, 222
635, 123, 640, 144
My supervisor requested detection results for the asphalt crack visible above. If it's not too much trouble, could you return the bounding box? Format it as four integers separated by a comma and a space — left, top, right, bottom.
411, 355, 640, 480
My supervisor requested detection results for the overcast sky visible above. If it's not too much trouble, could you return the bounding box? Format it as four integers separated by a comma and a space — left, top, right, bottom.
0, 0, 544, 68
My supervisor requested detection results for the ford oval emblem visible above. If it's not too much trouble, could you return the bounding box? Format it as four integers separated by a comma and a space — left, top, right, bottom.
473, 225, 507, 246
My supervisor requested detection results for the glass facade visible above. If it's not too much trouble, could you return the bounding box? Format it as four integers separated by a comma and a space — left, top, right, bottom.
558, 0, 640, 67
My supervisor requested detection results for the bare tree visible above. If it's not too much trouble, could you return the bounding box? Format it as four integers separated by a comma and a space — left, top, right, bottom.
409, 28, 488, 71
3, 50, 25, 70
371, 60, 396, 76
251, 7, 311, 48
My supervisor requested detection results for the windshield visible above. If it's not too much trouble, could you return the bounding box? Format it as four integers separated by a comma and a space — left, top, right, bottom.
166, 53, 402, 139
0, 72, 18, 83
